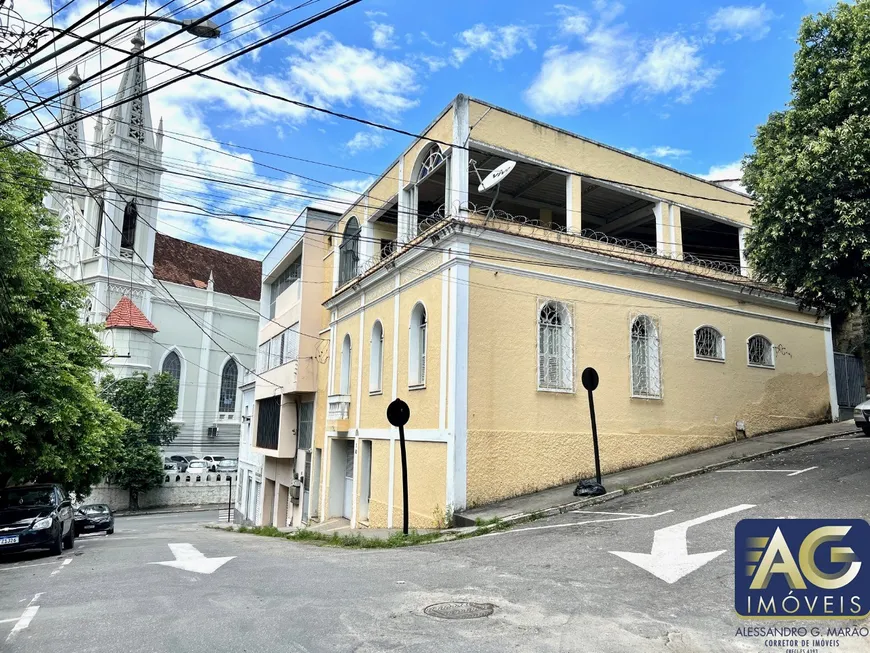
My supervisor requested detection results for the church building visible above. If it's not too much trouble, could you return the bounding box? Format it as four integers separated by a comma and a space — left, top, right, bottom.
43, 32, 262, 459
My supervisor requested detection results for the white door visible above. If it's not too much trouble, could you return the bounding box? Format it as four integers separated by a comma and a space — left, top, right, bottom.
342, 443, 354, 520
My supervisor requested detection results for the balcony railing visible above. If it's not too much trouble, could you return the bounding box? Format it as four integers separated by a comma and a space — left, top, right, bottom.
327, 395, 351, 420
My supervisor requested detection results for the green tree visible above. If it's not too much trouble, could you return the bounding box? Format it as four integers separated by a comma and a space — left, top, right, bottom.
0, 109, 124, 496
743, 1, 870, 315
102, 373, 179, 509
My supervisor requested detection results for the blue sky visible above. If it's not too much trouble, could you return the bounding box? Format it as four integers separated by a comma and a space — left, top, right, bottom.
18, 0, 839, 258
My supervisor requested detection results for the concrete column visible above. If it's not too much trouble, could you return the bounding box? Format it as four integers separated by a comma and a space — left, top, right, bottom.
566, 175, 582, 232
739, 227, 750, 276
668, 205, 683, 258
192, 282, 216, 442
396, 159, 411, 245
654, 202, 667, 257
449, 94, 470, 219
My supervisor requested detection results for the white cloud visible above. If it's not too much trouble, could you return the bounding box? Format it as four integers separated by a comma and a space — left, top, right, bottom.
370, 22, 397, 49
627, 146, 691, 159
525, 4, 718, 114
635, 35, 719, 101
420, 31, 446, 47
700, 160, 745, 192
708, 4, 774, 41
419, 55, 448, 72
345, 130, 388, 154
451, 23, 536, 66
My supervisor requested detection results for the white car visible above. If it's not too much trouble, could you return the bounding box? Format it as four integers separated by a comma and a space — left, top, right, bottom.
854, 397, 870, 436
186, 460, 210, 476
202, 455, 225, 472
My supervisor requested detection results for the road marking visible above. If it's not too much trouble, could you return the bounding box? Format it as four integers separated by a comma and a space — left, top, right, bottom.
0, 619, 18, 624
5, 593, 42, 643
611, 504, 755, 584
0, 561, 59, 572
148, 543, 235, 574
50, 557, 72, 576
481, 510, 674, 537
571, 510, 655, 517
786, 466, 818, 476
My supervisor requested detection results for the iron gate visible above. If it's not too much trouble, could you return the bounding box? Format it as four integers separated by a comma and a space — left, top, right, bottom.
834, 352, 866, 407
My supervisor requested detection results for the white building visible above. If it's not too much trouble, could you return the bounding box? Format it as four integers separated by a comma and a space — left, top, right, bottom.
235, 371, 263, 524
44, 32, 262, 459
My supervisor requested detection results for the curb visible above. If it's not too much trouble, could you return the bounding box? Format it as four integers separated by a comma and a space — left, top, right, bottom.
115, 504, 224, 517
453, 427, 859, 534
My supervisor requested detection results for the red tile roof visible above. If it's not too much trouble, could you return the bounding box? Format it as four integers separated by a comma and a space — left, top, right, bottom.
104, 296, 158, 332
152, 233, 262, 301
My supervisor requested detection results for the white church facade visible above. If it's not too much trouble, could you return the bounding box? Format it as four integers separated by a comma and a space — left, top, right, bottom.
43, 32, 262, 459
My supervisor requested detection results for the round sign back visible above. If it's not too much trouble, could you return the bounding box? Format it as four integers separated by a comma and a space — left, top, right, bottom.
386, 399, 410, 427
581, 367, 599, 392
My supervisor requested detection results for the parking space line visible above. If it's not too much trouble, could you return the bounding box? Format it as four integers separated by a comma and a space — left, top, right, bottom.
0, 619, 18, 625
714, 469, 816, 475
50, 557, 72, 576
571, 510, 655, 517
481, 510, 675, 537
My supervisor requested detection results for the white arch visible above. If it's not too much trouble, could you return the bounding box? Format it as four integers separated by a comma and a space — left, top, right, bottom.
340, 334, 352, 395
159, 346, 186, 419
693, 324, 725, 361
370, 319, 384, 394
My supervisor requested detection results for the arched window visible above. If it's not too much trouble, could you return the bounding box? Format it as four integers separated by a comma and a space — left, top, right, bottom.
409, 303, 427, 387
694, 326, 725, 361
370, 321, 384, 393
162, 350, 181, 399
538, 301, 574, 391
340, 334, 352, 395
630, 315, 661, 398
747, 335, 774, 368
121, 200, 137, 250
219, 358, 238, 413
417, 144, 445, 182
338, 217, 360, 286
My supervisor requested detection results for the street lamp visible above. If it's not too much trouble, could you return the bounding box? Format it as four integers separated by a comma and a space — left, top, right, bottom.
0, 16, 221, 87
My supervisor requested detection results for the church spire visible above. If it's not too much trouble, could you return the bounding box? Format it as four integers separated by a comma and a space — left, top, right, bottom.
104, 30, 157, 149
58, 67, 85, 171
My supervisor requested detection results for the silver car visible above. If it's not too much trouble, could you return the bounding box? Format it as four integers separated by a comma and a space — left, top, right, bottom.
217, 459, 238, 473
186, 460, 210, 476
854, 397, 870, 436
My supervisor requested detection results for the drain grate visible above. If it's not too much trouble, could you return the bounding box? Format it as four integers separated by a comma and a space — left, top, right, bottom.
424, 602, 495, 620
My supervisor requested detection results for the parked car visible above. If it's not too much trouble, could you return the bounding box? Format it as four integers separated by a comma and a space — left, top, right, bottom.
168, 455, 191, 472
164, 458, 179, 472
186, 460, 210, 476
74, 504, 114, 535
202, 455, 225, 472
217, 459, 238, 473
0, 484, 75, 555
854, 396, 870, 435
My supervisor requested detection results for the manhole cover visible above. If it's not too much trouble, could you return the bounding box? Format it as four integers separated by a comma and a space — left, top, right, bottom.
424, 602, 495, 620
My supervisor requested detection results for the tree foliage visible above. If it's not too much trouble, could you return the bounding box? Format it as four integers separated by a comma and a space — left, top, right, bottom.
102, 373, 179, 508
743, 1, 870, 314
0, 109, 124, 496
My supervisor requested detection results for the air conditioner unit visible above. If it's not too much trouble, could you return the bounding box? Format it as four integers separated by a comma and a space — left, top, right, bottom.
207, 426, 219, 438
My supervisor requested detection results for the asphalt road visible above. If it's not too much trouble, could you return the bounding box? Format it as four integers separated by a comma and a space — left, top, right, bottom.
1, 434, 869, 653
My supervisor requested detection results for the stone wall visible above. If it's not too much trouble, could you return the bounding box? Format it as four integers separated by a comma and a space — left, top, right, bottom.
83, 472, 238, 511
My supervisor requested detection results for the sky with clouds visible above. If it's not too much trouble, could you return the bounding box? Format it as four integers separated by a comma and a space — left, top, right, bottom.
10, 0, 840, 259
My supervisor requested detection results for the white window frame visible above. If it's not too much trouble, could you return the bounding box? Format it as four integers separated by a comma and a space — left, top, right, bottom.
693, 325, 725, 363
159, 347, 186, 421
269, 335, 282, 370
408, 302, 427, 389
217, 356, 239, 417
257, 342, 269, 373
536, 299, 575, 393
340, 334, 352, 395
629, 314, 662, 399
369, 320, 384, 394
282, 323, 300, 364
746, 334, 775, 369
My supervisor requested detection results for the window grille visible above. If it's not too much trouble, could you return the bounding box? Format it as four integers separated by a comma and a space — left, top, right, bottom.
630, 315, 662, 398
162, 351, 181, 399
339, 217, 360, 286
748, 335, 774, 367
297, 401, 314, 450
370, 321, 384, 392
219, 359, 238, 413
537, 301, 574, 391
282, 324, 299, 363
418, 144, 445, 181
257, 343, 269, 373
269, 335, 282, 370
694, 326, 724, 360
269, 258, 301, 318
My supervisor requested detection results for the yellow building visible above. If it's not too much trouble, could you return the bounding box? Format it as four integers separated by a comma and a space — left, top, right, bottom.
254, 95, 838, 531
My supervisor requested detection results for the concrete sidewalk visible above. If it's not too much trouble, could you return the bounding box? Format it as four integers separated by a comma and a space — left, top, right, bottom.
454, 421, 860, 527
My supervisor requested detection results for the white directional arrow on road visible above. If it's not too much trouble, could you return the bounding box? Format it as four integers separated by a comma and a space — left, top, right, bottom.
609, 504, 755, 584
149, 543, 235, 574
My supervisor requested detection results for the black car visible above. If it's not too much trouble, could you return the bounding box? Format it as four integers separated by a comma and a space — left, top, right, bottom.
0, 484, 75, 555
74, 504, 114, 535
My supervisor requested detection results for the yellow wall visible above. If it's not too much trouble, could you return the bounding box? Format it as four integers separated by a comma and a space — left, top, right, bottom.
464, 255, 830, 507
390, 441, 448, 529
360, 297, 393, 427
365, 439, 391, 526
467, 100, 750, 226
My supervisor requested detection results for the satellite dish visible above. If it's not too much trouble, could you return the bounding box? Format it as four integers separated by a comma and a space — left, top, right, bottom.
478, 160, 516, 192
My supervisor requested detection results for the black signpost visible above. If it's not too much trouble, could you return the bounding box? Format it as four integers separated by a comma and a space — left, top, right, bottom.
227, 476, 233, 523
574, 367, 606, 497
386, 398, 411, 535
